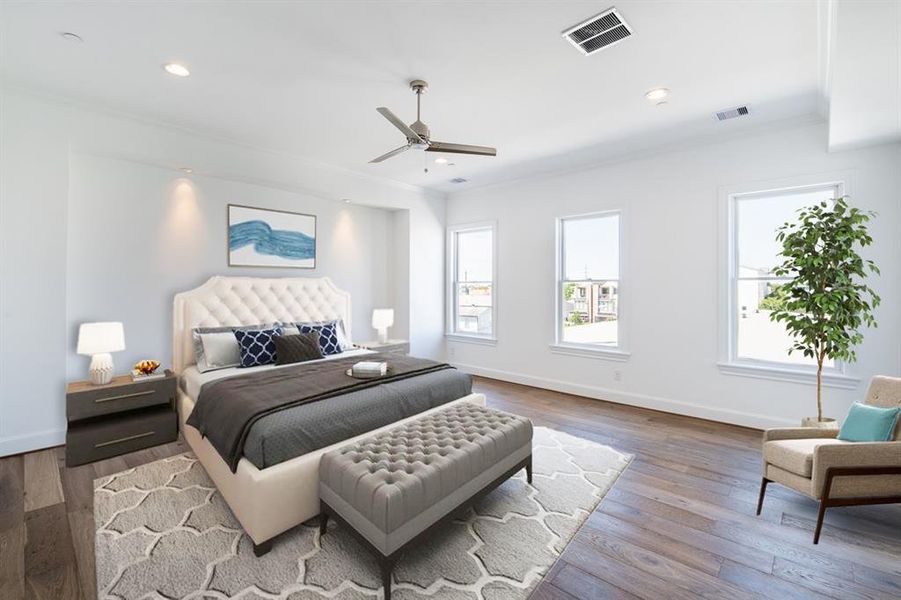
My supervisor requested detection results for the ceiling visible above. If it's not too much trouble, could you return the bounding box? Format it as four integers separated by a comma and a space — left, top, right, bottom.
1, 1, 824, 192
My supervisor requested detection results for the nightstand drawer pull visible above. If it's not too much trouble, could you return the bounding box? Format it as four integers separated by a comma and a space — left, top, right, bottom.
93, 390, 155, 404
94, 431, 155, 448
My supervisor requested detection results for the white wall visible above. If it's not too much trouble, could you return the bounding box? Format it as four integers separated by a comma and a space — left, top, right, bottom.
446, 122, 901, 428
0, 90, 71, 453
0, 88, 446, 456
66, 153, 395, 377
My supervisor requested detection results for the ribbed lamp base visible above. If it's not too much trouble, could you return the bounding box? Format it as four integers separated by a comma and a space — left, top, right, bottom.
89, 353, 115, 385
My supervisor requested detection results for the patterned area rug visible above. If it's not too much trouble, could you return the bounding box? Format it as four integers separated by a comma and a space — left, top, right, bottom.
94, 427, 631, 599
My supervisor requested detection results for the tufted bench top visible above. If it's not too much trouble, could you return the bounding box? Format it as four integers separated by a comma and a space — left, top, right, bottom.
319, 403, 532, 552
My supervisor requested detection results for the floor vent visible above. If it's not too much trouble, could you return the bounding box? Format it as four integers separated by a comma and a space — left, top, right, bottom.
563, 8, 632, 56
715, 106, 750, 121
449, 177, 468, 184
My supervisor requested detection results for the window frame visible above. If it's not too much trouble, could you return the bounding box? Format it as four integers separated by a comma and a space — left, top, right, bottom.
446, 221, 498, 345
551, 210, 629, 361
718, 175, 859, 388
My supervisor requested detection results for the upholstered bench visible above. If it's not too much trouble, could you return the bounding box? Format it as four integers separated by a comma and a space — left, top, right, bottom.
319, 403, 533, 600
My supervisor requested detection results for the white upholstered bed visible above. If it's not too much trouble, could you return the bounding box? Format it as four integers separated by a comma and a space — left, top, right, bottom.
173, 275, 484, 549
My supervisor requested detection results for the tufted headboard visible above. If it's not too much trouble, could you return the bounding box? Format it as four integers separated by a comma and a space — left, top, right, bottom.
172, 275, 352, 374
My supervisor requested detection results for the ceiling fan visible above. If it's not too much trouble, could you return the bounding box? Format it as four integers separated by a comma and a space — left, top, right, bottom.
370, 80, 497, 164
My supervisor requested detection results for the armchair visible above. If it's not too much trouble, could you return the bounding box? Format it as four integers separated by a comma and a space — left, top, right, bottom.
757, 376, 901, 543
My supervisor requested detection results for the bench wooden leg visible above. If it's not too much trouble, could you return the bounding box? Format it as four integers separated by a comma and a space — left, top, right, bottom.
756, 477, 769, 516
253, 539, 272, 557
380, 556, 394, 600
319, 510, 329, 536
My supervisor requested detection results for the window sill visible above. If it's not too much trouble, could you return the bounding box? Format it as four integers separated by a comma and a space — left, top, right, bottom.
446, 333, 498, 346
717, 362, 860, 389
549, 343, 630, 362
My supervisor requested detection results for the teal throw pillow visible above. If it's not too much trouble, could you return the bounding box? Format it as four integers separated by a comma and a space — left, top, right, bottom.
837, 402, 901, 442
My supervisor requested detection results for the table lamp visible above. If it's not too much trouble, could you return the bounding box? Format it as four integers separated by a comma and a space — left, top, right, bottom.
372, 309, 394, 344
77, 322, 126, 385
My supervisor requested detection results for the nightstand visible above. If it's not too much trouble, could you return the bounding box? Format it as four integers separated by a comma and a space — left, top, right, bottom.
356, 339, 410, 356
65, 370, 178, 466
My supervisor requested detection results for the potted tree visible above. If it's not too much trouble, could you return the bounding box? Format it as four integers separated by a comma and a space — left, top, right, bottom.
769, 196, 880, 428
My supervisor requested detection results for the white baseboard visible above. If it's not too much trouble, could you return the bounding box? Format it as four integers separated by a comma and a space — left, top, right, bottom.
453, 362, 796, 430
0, 428, 66, 457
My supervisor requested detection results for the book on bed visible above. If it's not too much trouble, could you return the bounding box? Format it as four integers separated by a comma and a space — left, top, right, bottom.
351, 361, 387, 378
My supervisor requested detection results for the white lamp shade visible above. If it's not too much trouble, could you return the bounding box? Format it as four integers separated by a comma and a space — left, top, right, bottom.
77, 322, 125, 355
372, 309, 395, 329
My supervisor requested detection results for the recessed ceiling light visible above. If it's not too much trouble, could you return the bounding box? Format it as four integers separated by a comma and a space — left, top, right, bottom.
180, 167, 193, 174
164, 62, 190, 77
60, 32, 83, 43
434, 158, 448, 164
343, 199, 351, 204
644, 87, 670, 102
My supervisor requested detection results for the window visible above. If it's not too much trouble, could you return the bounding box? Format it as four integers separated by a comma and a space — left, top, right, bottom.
729, 183, 842, 369
447, 223, 495, 340
556, 212, 621, 350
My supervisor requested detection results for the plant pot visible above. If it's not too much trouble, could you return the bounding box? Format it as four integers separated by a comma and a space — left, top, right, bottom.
801, 416, 839, 430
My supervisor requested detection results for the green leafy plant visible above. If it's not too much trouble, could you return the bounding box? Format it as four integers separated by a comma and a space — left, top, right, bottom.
770, 196, 880, 422
758, 283, 789, 311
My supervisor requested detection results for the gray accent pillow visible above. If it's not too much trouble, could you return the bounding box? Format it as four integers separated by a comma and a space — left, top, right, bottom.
275, 331, 325, 365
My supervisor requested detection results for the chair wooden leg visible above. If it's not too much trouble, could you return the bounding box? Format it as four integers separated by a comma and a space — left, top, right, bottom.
319, 511, 329, 536
813, 499, 828, 544
525, 455, 533, 484
756, 477, 769, 515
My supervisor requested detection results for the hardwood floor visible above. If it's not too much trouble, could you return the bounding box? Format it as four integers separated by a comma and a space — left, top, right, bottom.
2, 376, 900, 599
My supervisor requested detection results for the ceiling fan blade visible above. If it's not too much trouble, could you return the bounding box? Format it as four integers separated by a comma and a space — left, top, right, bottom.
369, 143, 412, 163
376, 107, 423, 143
425, 141, 497, 157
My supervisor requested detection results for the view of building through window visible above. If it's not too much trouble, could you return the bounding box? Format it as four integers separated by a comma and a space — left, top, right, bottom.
453, 227, 493, 335
559, 213, 619, 346
733, 185, 839, 366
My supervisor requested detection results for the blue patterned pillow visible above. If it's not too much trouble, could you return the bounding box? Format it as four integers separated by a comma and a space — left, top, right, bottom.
234, 327, 283, 367
295, 319, 349, 352
299, 322, 342, 356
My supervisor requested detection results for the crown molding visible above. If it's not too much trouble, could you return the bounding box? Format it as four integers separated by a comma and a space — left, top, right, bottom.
817, 0, 837, 120
447, 113, 826, 197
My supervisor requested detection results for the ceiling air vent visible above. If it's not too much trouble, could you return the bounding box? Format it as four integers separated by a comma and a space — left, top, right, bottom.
715, 106, 750, 121
563, 8, 632, 56
449, 177, 468, 184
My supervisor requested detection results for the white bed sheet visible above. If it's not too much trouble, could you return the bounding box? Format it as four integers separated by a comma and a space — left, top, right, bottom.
180, 347, 375, 400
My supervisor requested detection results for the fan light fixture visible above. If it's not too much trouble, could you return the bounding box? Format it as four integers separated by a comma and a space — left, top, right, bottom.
370, 80, 497, 164
164, 62, 190, 77
645, 87, 670, 103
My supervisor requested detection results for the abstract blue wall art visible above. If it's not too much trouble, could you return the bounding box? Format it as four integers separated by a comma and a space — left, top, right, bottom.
228, 204, 316, 268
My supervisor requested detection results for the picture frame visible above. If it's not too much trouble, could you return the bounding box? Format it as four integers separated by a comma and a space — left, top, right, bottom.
227, 204, 317, 269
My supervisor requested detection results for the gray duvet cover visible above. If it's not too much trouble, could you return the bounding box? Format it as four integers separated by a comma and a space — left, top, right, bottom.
203, 367, 472, 469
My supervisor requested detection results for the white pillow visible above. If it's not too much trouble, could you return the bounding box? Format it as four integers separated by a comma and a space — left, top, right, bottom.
281, 325, 301, 337
196, 331, 243, 372
192, 324, 276, 373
